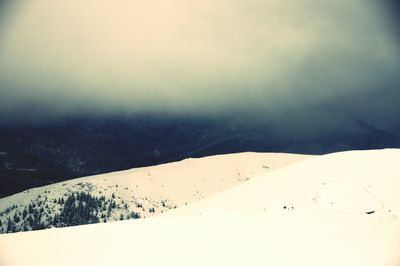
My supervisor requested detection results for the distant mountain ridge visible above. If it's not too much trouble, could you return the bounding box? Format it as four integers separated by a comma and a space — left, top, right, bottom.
1, 115, 399, 197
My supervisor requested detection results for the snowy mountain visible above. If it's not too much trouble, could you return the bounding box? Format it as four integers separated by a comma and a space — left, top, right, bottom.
0, 149, 399, 266
0, 152, 309, 233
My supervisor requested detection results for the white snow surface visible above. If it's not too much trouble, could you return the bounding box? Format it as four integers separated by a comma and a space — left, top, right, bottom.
0, 152, 309, 230
0, 149, 400, 266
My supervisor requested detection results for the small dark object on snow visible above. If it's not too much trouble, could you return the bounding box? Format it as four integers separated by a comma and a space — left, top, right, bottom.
283, 206, 287, 209
365, 211, 375, 214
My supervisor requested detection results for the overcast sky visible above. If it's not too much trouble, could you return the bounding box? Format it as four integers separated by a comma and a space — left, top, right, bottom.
0, 0, 399, 130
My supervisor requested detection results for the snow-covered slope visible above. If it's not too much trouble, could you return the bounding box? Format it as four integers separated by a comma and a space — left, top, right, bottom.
0, 152, 310, 233
0, 149, 399, 266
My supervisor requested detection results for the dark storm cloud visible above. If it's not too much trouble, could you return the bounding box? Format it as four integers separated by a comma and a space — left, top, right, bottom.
0, 0, 399, 130
382, 0, 400, 35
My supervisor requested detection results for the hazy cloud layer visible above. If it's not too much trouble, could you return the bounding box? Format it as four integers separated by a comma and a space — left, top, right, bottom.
0, 0, 399, 129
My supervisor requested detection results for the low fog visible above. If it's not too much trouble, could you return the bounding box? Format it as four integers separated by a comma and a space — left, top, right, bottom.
0, 0, 399, 130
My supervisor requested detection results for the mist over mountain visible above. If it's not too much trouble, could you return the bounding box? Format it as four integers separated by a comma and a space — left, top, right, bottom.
0, 1, 400, 197
0, 0, 399, 125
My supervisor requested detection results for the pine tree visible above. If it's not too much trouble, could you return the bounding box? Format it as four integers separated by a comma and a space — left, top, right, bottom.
28, 204, 34, 214
13, 213, 20, 223
7, 218, 14, 233
22, 208, 28, 219
107, 204, 112, 217
130, 212, 140, 219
